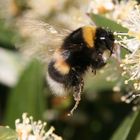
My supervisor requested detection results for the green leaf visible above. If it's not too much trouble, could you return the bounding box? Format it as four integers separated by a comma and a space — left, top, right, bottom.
0, 126, 17, 140
111, 111, 140, 140
90, 14, 128, 33
4, 59, 45, 128
0, 20, 18, 49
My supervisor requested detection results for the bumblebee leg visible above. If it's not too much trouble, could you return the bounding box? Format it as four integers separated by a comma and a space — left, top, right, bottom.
73, 77, 84, 100
68, 75, 84, 116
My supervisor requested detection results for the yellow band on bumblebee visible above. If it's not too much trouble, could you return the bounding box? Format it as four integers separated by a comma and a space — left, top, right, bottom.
53, 49, 70, 75
82, 26, 96, 48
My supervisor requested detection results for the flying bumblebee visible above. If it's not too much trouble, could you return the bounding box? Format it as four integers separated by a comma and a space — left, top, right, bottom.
47, 25, 114, 95
17, 20, 115, 115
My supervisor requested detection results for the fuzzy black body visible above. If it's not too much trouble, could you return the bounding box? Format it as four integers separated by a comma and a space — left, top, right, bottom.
47, 26, 114, 96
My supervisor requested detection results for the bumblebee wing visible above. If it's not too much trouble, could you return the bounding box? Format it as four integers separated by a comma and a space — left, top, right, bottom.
16, 18, 71, 63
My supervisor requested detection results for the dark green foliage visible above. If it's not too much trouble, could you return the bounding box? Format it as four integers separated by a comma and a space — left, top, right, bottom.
4, 60, 45, 128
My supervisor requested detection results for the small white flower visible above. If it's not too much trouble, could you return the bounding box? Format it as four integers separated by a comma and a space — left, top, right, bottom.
87, 0, 137, 21
115, 35, 140, 52
87, 0, 114, 14
120, 49, 140, 91
122, 5, 140, 36
115, 4, 140, 92
112, 0, 137, 21
15, 113, 62, 140
117, 4, 140, 52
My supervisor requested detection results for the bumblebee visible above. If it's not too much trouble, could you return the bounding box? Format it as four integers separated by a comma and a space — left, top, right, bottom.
47, 26, 115, 100
17, 20, 115, 115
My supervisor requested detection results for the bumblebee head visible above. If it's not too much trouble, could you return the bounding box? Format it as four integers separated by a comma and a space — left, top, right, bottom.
77, 26, 114, 52
94, 27, 115, 54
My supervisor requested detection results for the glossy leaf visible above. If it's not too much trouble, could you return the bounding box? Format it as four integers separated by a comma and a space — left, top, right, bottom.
111, 111, 140, 140
4, 59, 45, 128
90, 13, 128, 33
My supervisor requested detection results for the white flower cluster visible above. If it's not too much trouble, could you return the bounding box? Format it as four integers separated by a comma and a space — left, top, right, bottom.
15, 113, 62, 140
87, 0, 137, 21
87, 0, 140, 105
113, 3, 140, 105
118, 5, 140, 91
87, 0, 114, 14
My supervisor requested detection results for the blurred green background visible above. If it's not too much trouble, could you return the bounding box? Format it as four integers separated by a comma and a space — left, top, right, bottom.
0, 0, 140, 140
